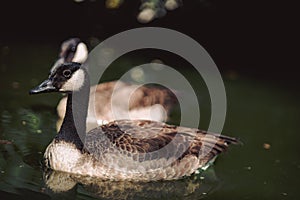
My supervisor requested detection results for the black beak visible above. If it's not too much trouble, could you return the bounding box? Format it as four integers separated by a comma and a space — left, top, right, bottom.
29, 79, 57, 95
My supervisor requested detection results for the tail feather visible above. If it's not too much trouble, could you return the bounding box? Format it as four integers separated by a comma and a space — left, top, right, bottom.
218, 134, 242, 145
196, 132, 241, 168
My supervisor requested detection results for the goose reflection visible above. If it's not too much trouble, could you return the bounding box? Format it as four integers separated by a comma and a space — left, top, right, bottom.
43, 168, 220, 200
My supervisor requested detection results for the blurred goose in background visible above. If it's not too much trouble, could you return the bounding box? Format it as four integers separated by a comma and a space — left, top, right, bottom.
30, 62, 239, 181
54, 38, 178, 131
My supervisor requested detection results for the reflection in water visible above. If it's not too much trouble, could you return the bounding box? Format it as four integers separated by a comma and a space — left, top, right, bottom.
44, 168, 220, 199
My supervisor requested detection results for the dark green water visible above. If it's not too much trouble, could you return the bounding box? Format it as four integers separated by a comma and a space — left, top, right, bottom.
0, 44, 299, 200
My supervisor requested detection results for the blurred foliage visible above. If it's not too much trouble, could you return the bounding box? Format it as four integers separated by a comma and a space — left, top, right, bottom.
74, 0, 183, 23
105, 0, 124, 9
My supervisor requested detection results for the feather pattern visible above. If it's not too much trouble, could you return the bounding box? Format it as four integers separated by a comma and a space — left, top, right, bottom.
44, 119, 239, 181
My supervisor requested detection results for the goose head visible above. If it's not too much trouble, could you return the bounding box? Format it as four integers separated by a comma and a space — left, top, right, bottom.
30, 62, 86, 94
60, 38, 88, 63
51, 38, 88, 73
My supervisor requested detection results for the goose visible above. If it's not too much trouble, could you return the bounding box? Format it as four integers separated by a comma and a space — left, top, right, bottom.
30, 62, 240, 181
53, 38, 178, 131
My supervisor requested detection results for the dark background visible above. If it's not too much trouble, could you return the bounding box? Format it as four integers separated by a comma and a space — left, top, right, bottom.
0, 0, 296, 82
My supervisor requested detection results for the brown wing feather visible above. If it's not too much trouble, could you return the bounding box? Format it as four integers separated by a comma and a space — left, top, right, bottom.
85, 120, 239, 167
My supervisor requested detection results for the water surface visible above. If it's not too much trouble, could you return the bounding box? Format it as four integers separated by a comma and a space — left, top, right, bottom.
0, 43, 299, 199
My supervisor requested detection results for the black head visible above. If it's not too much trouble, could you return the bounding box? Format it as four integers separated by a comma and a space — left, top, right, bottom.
30, 62, 85, 94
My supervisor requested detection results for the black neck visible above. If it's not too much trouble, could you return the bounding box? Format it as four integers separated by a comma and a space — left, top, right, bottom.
56, 71, 90, 150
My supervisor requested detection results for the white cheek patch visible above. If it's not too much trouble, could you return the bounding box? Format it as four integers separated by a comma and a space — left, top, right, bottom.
72, 43, 88, 64
60, 69, 85, 92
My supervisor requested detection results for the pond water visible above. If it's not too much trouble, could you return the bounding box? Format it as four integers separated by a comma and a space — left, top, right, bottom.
0, 43, 299, 199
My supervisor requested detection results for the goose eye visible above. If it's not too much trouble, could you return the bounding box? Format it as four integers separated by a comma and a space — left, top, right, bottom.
63, 70, 72, 78
71, 46, 76, 52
